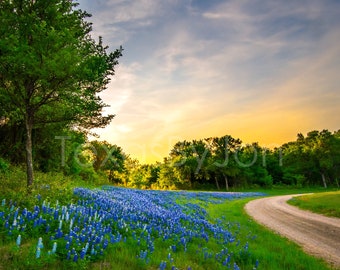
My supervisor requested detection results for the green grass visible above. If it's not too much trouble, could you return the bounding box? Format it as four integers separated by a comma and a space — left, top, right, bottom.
288, 191, 340, 218
204, 198, 334, 270
0, 168, 337, 269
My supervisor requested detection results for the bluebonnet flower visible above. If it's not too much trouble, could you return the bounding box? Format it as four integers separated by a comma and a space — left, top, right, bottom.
53, 209, 59, 220
103, 239, 109, 249
16, 234, 21, 247
233, 262, 240, 270
84, 242, 89, 253
73, 253, 78, 262
80, 248, 86, 259
36, 248, 41, 259
138, 250, 148, 260
37, 237, 44, 249
0, 186, 263, 266
52, 242, 57, 254
159, 261, 167, 270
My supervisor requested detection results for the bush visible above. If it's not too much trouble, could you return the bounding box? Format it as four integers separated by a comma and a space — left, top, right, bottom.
0, 157, 9, 173
0, 166, 91, 209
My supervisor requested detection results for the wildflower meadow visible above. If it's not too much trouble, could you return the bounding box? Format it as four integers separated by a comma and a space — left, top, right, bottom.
0, 186, 265, 269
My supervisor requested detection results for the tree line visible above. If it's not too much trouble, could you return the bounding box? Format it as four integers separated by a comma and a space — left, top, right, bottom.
1, 126, 339, 190
117, 130, 340, 190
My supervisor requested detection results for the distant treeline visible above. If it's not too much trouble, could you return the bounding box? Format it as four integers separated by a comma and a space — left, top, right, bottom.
0, 124, 339, 190
117, 129, 340, 190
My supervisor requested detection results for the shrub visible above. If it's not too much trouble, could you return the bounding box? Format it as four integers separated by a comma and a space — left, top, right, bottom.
0, 158, 9, 173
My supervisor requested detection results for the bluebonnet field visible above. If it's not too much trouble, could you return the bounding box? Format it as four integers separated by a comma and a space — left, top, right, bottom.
0, 186, 264, 269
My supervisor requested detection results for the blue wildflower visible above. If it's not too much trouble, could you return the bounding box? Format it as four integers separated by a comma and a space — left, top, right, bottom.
80, 248, 86, 259
233, 262, 240, 270
36, 248, 41, 259
52, 242, 57, 254
16, 234, 21, 247
37, 237, 44, 249
159, 261, 167, 270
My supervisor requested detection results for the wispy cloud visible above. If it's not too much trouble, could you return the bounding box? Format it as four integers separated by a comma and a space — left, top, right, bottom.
80, 0, 340, 162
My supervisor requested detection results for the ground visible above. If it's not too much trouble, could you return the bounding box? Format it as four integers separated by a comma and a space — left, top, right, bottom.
245, 194, 340, 269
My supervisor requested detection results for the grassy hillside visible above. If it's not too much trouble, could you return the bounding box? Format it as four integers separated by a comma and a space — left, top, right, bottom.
0, 168, 335, 269
288, 191, 340, 218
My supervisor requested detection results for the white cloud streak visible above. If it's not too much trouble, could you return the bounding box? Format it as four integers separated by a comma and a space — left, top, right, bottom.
79, 0, 340, 162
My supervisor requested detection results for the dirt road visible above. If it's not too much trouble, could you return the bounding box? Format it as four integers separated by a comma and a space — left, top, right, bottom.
245, 194, 340, 269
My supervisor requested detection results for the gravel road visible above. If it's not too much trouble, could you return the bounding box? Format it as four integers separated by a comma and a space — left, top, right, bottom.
245, 194, 340, 269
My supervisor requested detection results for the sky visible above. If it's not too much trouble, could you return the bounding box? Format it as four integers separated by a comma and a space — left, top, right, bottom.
78, 0, 340, 163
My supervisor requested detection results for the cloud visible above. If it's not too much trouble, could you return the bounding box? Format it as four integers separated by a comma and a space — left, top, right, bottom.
81, 0, 340, 162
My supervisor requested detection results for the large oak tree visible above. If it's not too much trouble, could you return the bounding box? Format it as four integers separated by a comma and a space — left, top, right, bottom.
0, 0, 122, 189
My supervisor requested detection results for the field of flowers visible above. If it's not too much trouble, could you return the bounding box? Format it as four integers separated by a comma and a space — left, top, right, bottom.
0, 186, 265, 269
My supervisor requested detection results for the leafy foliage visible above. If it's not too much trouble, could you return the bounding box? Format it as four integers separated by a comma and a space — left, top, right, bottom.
120, 130, 340, 190
0, 0, 122, 187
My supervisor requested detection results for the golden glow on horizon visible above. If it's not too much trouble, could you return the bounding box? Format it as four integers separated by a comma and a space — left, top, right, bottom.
95, 102, 339, 164
84, 1, 340, 164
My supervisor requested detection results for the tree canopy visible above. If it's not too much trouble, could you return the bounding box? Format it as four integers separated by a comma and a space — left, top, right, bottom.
115, 130, 340, 190
0, 0, 122, 189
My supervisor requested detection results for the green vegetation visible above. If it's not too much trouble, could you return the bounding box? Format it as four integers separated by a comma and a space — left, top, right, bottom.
0, 169, 335, 269
1, 1, 340, 193
206, 199, 332, 270
0, 0, 122, 189
288, 191, 340, 218
2, 128, 340, 193
0, 1, 339, 269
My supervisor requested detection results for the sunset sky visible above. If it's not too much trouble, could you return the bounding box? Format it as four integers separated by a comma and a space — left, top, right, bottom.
78, 0, 340, 163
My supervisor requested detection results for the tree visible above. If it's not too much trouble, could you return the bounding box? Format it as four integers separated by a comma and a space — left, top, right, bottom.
90, 140, 125, 183
157, 160, 183, 189
306, 130, 339, 188
332, 130, 340, 187
0, 0, 122, 189
121, 158, 152, 189
236, 143, 273, 187
168, 140, 195, 187
281, 130, 340, 187
207, 135, 242, 190
265, 148, 284, 185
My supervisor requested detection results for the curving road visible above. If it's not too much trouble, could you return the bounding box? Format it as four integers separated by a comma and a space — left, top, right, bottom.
245, 194, 340, 269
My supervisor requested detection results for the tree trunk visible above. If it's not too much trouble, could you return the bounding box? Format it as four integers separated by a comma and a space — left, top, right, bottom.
321, 173, 327, 188
223, 173, 229, 191
214, 176, 220, 190
25, 114, 34, 191
335, 177, 339, 188
109, 169, 113, 182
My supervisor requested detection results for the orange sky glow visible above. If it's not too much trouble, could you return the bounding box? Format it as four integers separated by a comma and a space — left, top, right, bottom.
80, 0, 340, 163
